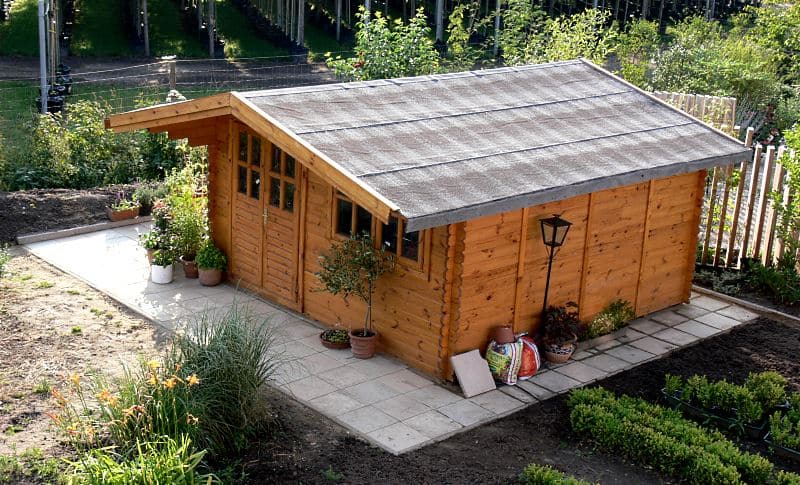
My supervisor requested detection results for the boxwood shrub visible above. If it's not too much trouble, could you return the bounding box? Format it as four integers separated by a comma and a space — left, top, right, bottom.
520, 464, 592, 485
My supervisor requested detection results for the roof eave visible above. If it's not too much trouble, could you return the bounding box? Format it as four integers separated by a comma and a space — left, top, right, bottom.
404, 149, 749, 232
104, 92, 233, 132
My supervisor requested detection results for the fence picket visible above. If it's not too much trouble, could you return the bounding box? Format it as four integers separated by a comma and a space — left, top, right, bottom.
754, 146, 777, 262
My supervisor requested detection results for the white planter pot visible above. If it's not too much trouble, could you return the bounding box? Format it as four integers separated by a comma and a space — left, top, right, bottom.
150, 263, 173, 284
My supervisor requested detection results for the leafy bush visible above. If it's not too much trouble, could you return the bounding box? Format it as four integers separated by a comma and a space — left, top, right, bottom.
196, 240, 227, 271
52, 300, 279, 461
747, 254, 800, 305
769, 392, 800, 451
542, 302, 580, 346
520, 463, 592, 485
132, 181, 169, 216
583, 299, 635, 339
164, 165, 208, 260
152, 249, 175, 267
569, 387, 774, 485
326, 8, 439, 81
67, 436, 218, 484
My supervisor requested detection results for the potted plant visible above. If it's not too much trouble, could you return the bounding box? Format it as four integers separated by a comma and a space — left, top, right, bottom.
196, 240, 226, 287
150, 249, 174, 284
541, 301, 580, 363
316, 233, 394, 359
139, 231, 160, 264
106, 191, 141, 222
319, 328, 351, 349
174, 213, 205, 279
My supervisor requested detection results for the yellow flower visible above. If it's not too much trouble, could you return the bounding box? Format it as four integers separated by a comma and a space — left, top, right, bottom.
147, 374, 159, 386
147, 360, 161, 370
164, 377, 177, 389
96, 389, 119, 407
69, 373, 81, 387
186, 374, 200, 387
51, 388, 67, 407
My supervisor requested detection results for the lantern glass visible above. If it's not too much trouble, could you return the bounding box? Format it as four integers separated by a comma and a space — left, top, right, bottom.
540, 215, 572, 248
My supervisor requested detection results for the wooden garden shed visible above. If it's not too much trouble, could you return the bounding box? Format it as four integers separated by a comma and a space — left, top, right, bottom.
106, 59, 751, 379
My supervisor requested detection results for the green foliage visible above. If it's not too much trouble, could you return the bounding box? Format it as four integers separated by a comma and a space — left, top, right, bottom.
520, 463, 592, 484
139, 231, 161, 251
320, 328, 350, 344
584, 299, 635, 339
742, 0, 800, 85
569, 387, 774, 485
496, 0, 548, 65
774, 125, 800, 253
693, 268, 747, 296
132, 181, 169, 216
650, 16, 779, 110
168, 302, 279, 457
444, 2, 488, 71
216, 0, 289, 58
769, 392, 800, 451
745, 371, 788, 410
321, 465, 345, 481
316, 233, 394, 333
66, 436, 218, 484
0, 0, 39, 55
0, 244, 11, 278
615, 19, 660, 87
196, 240, 227, 271
0, 447, 63, 483
326, 8, 439, 81
152, 249, 175, 267
69, 0, 132, 56
542, 302, 580, 346
0, 101, 192, 191
747, 254, 800, 305
165, 165, 208, 260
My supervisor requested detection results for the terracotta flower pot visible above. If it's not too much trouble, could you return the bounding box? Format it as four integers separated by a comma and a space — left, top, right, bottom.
106, 206, 140, 222
320, 330, 350, 350
198, 267, 222, 286
543, 342, 576, 364
181, 257, 199, 279
349, 329, 378, 359
493, 325, 515, 344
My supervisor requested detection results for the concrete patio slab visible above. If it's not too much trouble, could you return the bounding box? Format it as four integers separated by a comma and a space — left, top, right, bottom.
23, 222, 760, 456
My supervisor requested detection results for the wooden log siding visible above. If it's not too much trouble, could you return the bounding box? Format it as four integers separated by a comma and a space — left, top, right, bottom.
449, 172, 704, 359
301, 172, 450, 377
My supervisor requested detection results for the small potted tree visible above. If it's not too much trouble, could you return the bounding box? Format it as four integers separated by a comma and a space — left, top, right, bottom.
541, 301, 581, 363
150, 249, 174, 284
316, 233, 394, 359
173, 211, 205, 279
196, 240, 227, 287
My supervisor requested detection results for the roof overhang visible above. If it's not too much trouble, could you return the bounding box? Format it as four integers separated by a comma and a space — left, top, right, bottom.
105, 92, 397, 223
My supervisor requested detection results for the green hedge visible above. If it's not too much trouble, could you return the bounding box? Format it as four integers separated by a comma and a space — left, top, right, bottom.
568, 388, 776, 484
520, 464, 592, 485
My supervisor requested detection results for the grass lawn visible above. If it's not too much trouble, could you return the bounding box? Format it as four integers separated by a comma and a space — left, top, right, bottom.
70, 0, 133, 56
0, 0, 38, 55
216, 0, 288, 58
303, 20, 353, 59
149, 0, 207, 58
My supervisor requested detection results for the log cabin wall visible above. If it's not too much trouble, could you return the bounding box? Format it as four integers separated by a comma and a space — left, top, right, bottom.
206, 116, 233, 261
301, 171, 451, 377
448, 171, 705, 361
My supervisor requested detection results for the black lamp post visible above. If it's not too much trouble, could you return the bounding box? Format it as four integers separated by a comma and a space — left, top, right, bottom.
540, 214, 572, 313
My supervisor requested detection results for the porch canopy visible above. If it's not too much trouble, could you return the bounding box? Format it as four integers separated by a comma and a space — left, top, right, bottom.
108, 59, 751, 232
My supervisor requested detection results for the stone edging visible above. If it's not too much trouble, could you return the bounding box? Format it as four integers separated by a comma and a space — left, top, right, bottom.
16, 216, 153, 245
691, 284, 800, 326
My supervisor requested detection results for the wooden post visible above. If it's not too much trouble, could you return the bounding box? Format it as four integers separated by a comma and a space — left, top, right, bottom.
168, 60, 177, 90
208, 0, 215, 57
335, 0, 341, 41
435, 0, 444, 42
512, 208, 529, 331
725, 133, 753, 267
765, 159, 786, 265
143, 0, 150, 57
740, 144, 763, 260
701, 168, 720, 265
297, 0, 304, 45
754, 145, 777, 263
713, 165, 733, 267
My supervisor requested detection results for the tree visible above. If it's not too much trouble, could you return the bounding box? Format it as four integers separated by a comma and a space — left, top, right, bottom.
325, 8, 439, 81
615, 19, 660, 88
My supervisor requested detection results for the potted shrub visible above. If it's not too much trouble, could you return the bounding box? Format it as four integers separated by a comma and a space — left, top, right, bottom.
106, 191, 140, 222
316, 233, 394, 359
319, 328, 351, 349
150, 249, 174, 284
541, 301, 580, 363
196, 240, 226, 287
139, 231, 160, 264
174, 211, 205, 279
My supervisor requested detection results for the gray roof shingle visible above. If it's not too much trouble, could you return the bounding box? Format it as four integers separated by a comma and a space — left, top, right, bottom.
242, 60, 750, 231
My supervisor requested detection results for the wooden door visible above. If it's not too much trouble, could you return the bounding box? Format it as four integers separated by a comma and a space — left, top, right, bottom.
262, 143, 300, 309
231, 129, 264, 288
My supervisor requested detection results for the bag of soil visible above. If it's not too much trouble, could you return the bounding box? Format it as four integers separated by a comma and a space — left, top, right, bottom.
486, 339, 523, 385
517, 334, 541, 380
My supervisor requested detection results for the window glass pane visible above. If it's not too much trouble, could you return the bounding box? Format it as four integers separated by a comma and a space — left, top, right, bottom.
269, 177, 281, 207
271, 146, 281, 173
251, 137, 261, 166
356, 206, 372, 237
238, 132, 248, 162
237, 165, 247, 194
381, 216, 399, 253
402, 230, 420, 261
283, 182, 295, 212
250, 170, 260, 200
336, 198, 353, 236
285, 156, 295, 178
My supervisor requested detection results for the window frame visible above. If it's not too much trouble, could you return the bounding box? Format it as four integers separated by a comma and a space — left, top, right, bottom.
331, 189, 428, 272
235, 129, 262, 201
266, 144, 297, 213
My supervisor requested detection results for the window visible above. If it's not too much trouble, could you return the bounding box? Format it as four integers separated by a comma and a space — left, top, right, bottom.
380, 215, 421, 262
266, 145, 297, 213
236, 131, 261, 200
332, 192, 424, 265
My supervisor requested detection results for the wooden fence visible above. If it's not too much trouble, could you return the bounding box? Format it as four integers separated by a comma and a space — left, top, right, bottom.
653, 91, 737, 131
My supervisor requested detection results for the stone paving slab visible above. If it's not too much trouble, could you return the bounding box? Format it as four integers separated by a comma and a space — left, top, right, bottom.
23, 222, 761, 456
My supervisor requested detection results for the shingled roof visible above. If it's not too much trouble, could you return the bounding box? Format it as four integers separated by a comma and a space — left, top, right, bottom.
241, 59, 750, 231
